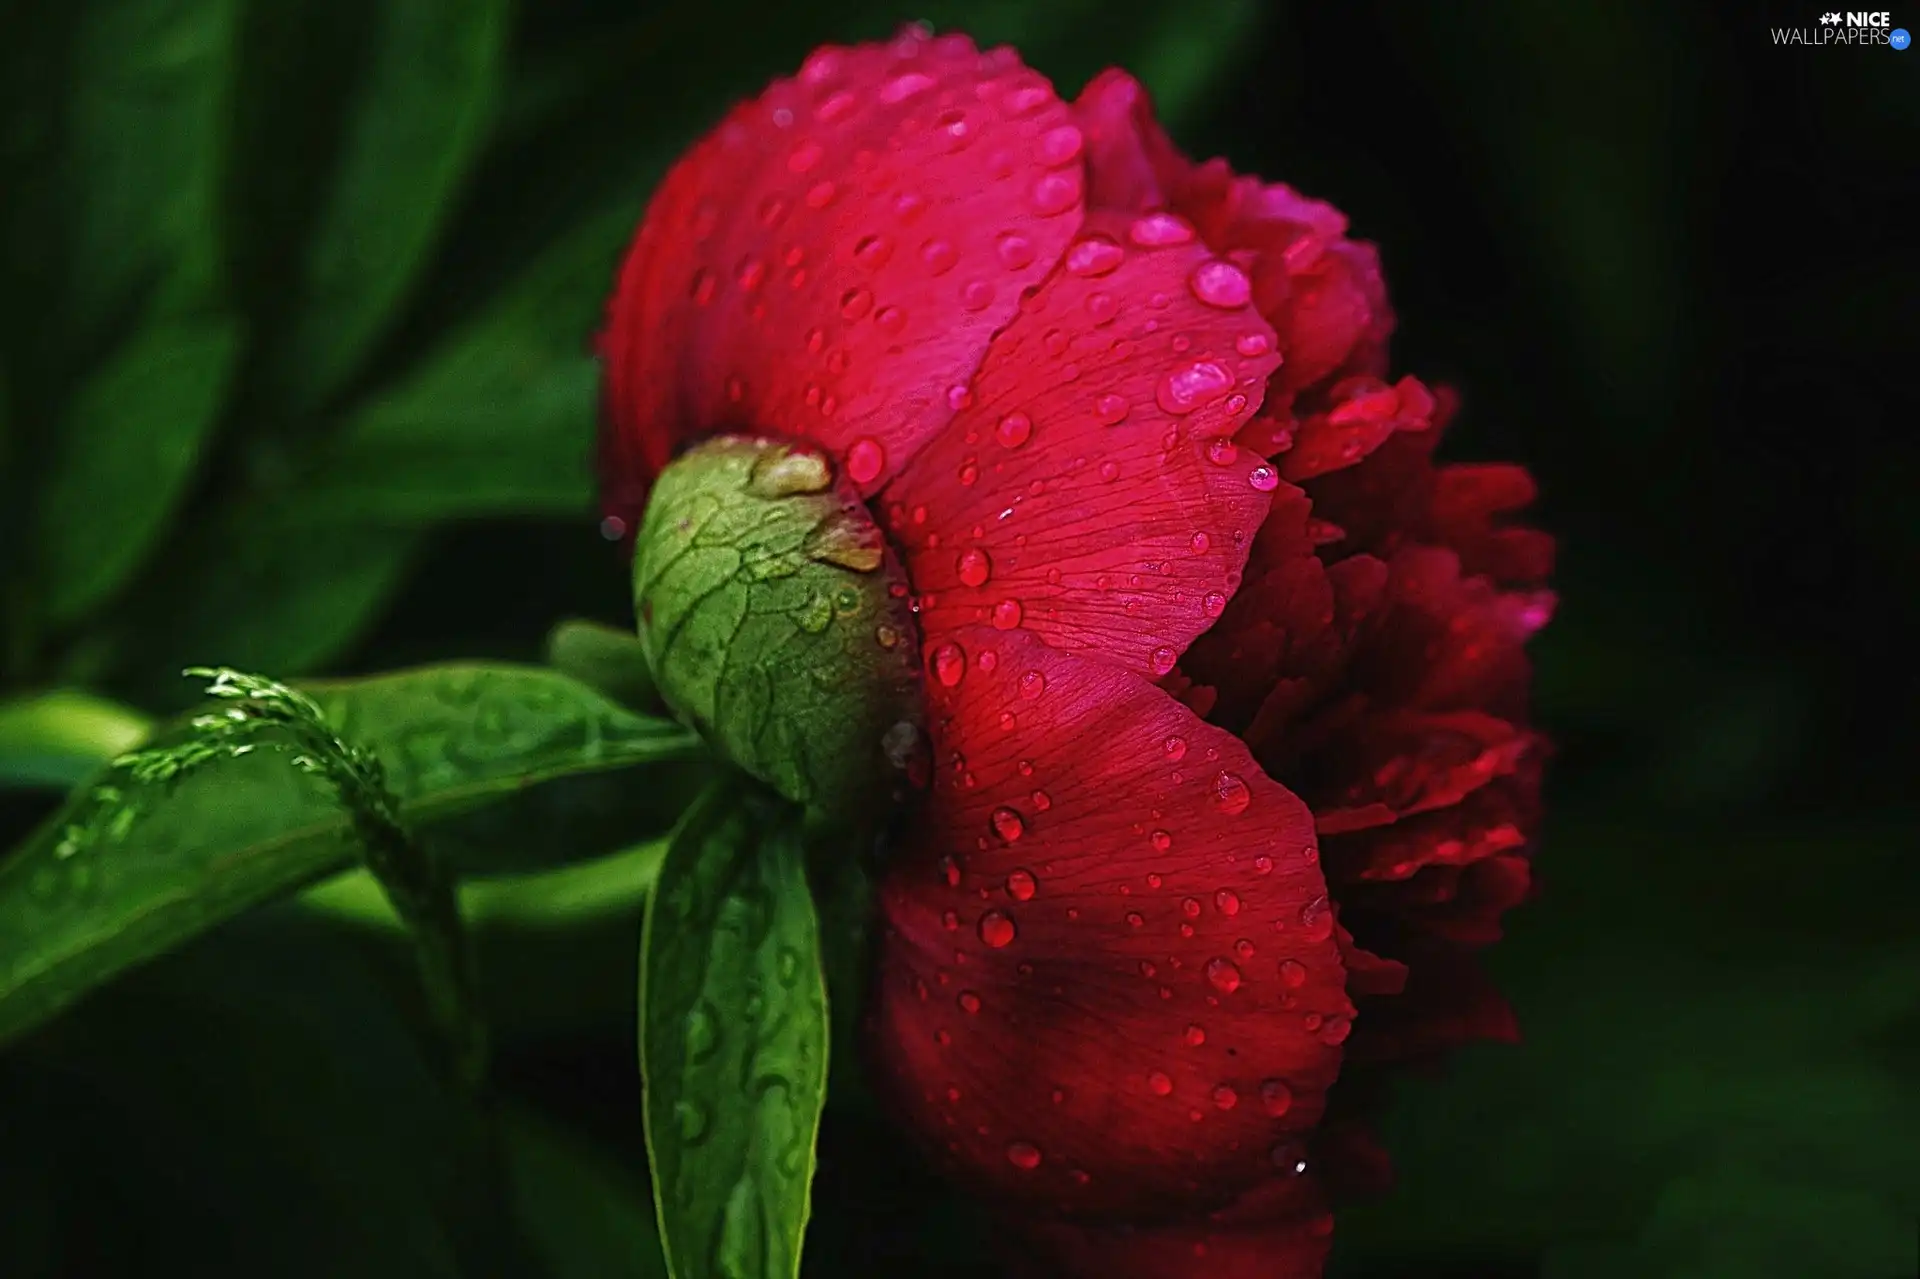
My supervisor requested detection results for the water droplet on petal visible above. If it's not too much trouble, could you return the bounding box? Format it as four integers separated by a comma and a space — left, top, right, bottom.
1236, 331, 1273, 357
1157, 361, 1233, 415
995, 232, 1036, 269
977, 909, 1016, 948
1148, 1071, 1174, 1096
1212, 1085, 1238, 1110
1203, 591, 1228, 618
875, 305, 907, 333
1206, 438, 1240, 467
839, 286, 874, 319
854, 233, 893, 268
1006, 868, 1037, 900
940, 855, 962, 887
1019, 670, 1046, 699
1206, 958, 1242, 993
846, 437, 885, 483
920, 239, 958, 275
1006, 1140, 1043, 1170
1099, 460, 1121, 482
1150, 829, 1173, 852
931, 642, 966, 688
880, 71, 937, 103
1129, 212, 1196, 246
1184, 1023, 1207, 1046
1212, 771, 1252, 815
1278, 959, 1307, 988
1249, 464, 1280, 492
996, 411, 1033, 448
1215, 889, 1241, 916
1065, 234, 1124, 277
990, 808, 1026, 844
958, 990, 982, 1014
1190, 260, 1252, 308
1150, 646, 1178, 676
1182, 896, 1202, 918
1030, 170, 1082, 216
1126, 911, 1145, 929
1260, 1079, 1294, 1116
1038, 124, 1085, 166
1300, 895, 1333, 941
957, 547, 992, 587
1163, 736, 1188, 762
991, 598, 1023, 629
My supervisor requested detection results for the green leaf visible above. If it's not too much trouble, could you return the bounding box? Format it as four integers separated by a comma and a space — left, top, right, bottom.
545, 617, 660, 713
507, 1110, 670, 1279
0, 662, 704, 1046
35, 316, 240, 625
292, 197, 645, 523
54, 0, 238, 346
641, 780, 829, 1279
0, 688, 151, 789
263, 0, 510, 413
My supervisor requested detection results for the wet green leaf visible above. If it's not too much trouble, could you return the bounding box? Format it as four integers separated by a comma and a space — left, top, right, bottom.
0, 662, 704, 1045
260, 0, 510, 412
641, 780, 828, 1279
35, 316, 240, 625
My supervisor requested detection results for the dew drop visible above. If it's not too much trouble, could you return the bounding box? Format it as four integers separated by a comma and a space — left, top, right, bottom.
957, 547, 992, 588
1189, 260, 1252, 308
846, 436, 885, 483
958, 458, 979, 486
1205, 958, 1242, 993
1150, 646, 1178, 676
675, 1099, 711, 1142
1065, 234, 1125, 277
1128, 212, 1196, 246
1182, 896, 1202, 918
839, 286, 874, 319
1206, 438, 1240, 467
880, 71, 937, 103
1145, 872, 1163, 889
1006, 1140, 1043, 1170
1150, 830, 1173, 852
1300, 895, 1333, 941
1038, 124, 1085, 166
1260, 1078, 1294, 1117
815, 89, 857, 122
1234, 938, 1256, 961
995, 232, 1037, 269
977, 909, 1017, 948
1204, 591, 1228, 618
940, 855, 962, 887
1212, 1085, 1238, 1110
854, 233, 892, 267
1215, 889, 1242, 917
685, 1001, 720, 1063
1163, 736, 1188, 762
1184, 1023, 1207, 1046
942, 909, 960, 931
1019, 670, 1046, 699
920, 239, 958, 275
1148, 1071, 1174, 1097
804, 179, 837, 209
875, 305, 907, 333
991, 598, 1023, 629
991, 808, 1026, 843
1253, 854, 1274, 875
961, 279, 994, 311
1190, 531, 1212, 554
1090, 393, 1129, 426
1030, 789, 1052, 811
1006, 868, 1037, 901
1099, 460, 1121, 483
996, 411, 1033, 448
958, 990, 982, 1014
931, 642, 966, 687
1278, 959, 1307, 988
1126, 911, 1145, 929
1030, 170, 1082, 217
1212, 771, 1252, 815
1248, 464, 1280, 492
1156, 361, 1233, 415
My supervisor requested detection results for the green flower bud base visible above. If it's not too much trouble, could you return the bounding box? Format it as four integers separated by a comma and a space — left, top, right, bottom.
631, 436, 925, 822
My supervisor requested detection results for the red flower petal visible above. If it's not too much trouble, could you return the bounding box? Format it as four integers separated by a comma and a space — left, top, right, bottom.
885, 211, 1282, 680
1017, 1188, 1335, 1279
870, 626, 1347, 1226
597, 32, 1087, 527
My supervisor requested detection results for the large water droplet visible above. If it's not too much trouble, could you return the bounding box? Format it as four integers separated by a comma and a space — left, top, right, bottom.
995, 233, 1036, 270
1148, 1071, 1174, 1097
1038, 124, 1085, 166
1150, 646, 1178, 676
1030, 170, 1081, 217
1300, 895, 1333, 941
957, 547, 992, 588
1163, 735, 1188, 762
1006, 1140, 1043, 1170
1128, 212, 1196, 247
1156, 361, 1233, 415
958, 990, 982, 1014
1094, 393, 1129, 425
1248, 464, 1280, 492
1212, 1085, 1238, 1110
1018, 670, 1046, 700
920, 238, 958, 275
1065, 234, 1124, 277
1189, 260, 1252, 309
1184, 1023, 1207, 1046
990, 807, 1026, 843
1006, 868, 1037, 900
1150, 830, 1173, 852
995, 411, 1033, 448
1212, 771, 1252, 815
1205, 957, 1242, 993
978, 909, 1016, 948
1278, 959, 1307, 988
1215, 889, 1242, 917
931, 642, 966, 687
1260, 1078, 1294, 1117
991, 598, 1023, 629
846, 436, 885, 484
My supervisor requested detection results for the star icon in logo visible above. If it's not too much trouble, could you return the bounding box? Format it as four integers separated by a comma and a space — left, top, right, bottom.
1820, 11, 1842, 22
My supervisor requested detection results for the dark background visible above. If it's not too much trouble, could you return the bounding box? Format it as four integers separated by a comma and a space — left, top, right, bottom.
1, 0, 1913, 1276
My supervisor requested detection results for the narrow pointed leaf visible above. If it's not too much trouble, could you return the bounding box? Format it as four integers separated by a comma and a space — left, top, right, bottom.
641, 781, 829, 1279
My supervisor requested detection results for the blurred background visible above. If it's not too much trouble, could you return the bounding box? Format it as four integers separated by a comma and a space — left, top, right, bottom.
0, 0, 1914, 1275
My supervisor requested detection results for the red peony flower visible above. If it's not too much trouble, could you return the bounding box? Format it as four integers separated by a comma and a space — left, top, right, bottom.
599, 28, 1552, 1278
